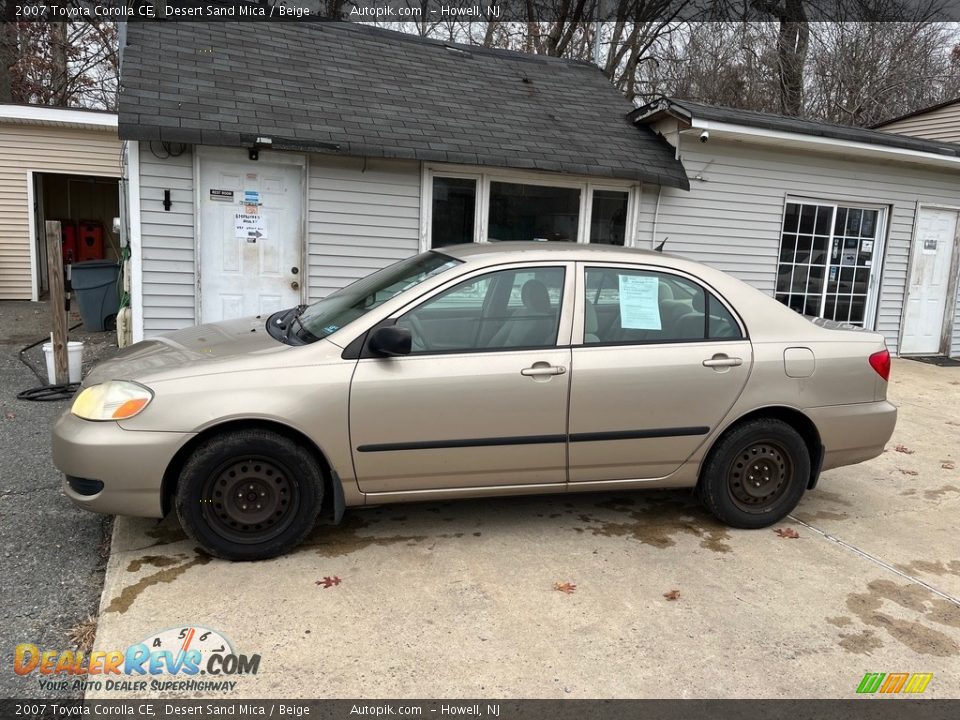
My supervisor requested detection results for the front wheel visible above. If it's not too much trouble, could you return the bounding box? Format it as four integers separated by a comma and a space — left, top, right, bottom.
698, 419, 810, 529
175, 429, 324, 560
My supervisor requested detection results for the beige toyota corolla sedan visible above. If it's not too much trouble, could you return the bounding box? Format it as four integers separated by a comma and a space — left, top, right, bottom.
53, 244, 896, 560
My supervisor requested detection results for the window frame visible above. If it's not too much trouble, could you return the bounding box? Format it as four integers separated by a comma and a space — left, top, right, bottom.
571, 262, 748, 347
775, 195, 889, 330
381, 260, 577, 357
420, 164, 640, 251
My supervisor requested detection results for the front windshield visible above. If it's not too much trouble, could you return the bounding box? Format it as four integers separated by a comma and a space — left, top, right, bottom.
295, 251, 462, 343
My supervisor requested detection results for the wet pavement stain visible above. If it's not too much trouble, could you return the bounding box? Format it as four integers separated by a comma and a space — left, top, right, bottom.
106, 553, 212, 614
300, 514, 428, 558
126, 554, 186, 573
144, 521, 189, 547
793, 510, 849, 523
844, 579, 960, 656
923, 485, 960, 501
812, 490, 853, 507
826, 616, 853, 627
895, 560, 960, 577
838, 629, 884, 655
583, 494, 732, 553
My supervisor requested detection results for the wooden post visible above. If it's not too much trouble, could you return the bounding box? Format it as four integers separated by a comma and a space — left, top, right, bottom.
45, 220, 68, 385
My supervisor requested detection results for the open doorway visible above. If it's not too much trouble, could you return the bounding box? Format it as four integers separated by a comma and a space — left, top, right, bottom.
32, 172, 121, 298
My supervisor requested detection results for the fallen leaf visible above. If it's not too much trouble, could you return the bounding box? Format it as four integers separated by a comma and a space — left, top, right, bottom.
553, 581, 576, 594
895, 444, 915, 454
775, 528, 800, 539
899, 469, 920, 476
942, 462, 956, 470
663, 589, 681, 601
3, 411, 14, 420
315, 576, 341, 589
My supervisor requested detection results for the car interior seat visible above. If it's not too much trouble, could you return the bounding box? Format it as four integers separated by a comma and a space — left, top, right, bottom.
488, 279, 555, 348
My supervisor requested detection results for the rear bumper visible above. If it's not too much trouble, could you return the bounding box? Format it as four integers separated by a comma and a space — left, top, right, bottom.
807, 400, 897, 471
52, 411, 193, 518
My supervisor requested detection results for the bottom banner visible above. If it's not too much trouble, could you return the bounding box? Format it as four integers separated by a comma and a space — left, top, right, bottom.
3, 699, 959, 720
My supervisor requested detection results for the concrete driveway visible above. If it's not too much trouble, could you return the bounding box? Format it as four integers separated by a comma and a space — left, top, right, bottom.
87, 359, 960, 699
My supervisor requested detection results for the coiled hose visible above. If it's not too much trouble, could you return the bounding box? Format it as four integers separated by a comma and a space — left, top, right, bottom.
16, 323, 83, 402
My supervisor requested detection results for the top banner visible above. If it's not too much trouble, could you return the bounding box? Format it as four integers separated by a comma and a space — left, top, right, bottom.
8, 0, 960, 23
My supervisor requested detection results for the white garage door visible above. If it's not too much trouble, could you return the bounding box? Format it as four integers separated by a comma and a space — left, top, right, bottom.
900, 208, 959, 356
198, 149, 304, 323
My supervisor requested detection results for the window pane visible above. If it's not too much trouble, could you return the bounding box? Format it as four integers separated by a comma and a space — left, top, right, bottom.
488, 182, 580, 242
400, 267, 565, 353
431, 177, 476, 248
707, 295, 742, 339
583, 267, 741, 344
590, 190, 628, 245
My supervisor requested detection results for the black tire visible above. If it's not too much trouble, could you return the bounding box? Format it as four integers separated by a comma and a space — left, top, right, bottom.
174, 429, 324, 561
698, 418, 810, 529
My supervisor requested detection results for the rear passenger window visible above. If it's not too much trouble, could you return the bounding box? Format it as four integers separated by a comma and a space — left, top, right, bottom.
582, 267, 742, 344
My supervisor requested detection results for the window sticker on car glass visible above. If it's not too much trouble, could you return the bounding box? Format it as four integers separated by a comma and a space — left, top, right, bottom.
618, 274, 661, 330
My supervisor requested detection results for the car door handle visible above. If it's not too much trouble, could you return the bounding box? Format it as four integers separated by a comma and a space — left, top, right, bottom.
521, 363, 567, 377
703, 354, 743, 368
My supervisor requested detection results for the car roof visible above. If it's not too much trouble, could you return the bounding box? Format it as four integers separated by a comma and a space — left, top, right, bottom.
435, 242, 678, 265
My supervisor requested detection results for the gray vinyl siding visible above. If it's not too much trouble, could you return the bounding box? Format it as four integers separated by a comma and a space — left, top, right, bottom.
641, 137, 960, 356
139, 143, 196, 337
953, 286, 960, 357
879, 101, 960, 144
634, 183, 661, 250
306, 155, 421, 301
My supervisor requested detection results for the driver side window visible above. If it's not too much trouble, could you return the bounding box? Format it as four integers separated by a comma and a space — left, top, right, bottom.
399, 267, 565, 354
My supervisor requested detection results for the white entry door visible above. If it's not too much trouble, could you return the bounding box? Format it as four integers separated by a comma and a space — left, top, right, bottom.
901, 208, 959, 355
198, 150, 304, 322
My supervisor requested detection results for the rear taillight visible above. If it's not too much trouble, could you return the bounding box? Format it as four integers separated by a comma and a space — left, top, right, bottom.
869, 349, 891, 381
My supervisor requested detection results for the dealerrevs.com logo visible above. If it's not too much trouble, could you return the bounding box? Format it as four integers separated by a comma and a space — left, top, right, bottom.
856, 672, 933, 695
14, 626, 260, 693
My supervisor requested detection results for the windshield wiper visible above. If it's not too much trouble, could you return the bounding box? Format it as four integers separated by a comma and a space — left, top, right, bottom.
279, 304, 308, 344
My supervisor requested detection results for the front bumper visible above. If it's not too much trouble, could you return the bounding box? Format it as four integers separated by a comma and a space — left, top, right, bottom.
807, 400, 898, 471
52, 411, 194, 518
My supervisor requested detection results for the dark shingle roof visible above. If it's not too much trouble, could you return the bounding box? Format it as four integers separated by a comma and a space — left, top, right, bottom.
120, 22, 688, 188
632, 98, 960, 159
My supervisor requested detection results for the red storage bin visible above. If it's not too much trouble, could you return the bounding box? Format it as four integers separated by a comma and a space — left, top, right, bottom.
77, 220, 104, 261
60, 221, 77, 266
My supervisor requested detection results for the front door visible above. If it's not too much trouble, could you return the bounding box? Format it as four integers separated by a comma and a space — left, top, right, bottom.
569, 265, 752, 482
901, 208, 959, 355
350, 264, 572, 494
198, 150, 303, 322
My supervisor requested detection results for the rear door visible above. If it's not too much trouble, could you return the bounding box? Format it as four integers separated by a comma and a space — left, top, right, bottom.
568, 263, 753, 482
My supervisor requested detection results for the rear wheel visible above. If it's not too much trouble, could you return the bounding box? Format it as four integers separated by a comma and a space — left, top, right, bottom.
698, 419, 809, 529
175, 429, 324, 560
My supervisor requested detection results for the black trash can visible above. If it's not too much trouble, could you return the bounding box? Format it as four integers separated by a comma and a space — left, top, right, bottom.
71, 260, 120, 331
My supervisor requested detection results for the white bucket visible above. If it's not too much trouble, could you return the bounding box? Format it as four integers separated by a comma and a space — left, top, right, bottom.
42, 341, 83, 385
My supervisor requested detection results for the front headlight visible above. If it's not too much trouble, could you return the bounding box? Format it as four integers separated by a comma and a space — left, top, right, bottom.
71, 381, 154, 421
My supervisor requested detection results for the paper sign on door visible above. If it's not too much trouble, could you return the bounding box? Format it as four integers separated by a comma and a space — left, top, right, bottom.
619, 274, 661, 330
234, 212, 266, 241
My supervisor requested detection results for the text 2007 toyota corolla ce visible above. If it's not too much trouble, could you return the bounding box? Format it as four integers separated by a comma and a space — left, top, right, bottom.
53, 244, 896, 560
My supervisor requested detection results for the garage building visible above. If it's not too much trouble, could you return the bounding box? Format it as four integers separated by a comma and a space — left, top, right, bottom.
118, 23, 960, 358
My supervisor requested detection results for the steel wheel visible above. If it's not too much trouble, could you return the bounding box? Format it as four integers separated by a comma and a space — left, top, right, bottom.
726, 440, 793, 513
201, 456, 301, 545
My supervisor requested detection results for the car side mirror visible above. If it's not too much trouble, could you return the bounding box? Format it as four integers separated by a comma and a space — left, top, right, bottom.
368, 325, 411, 357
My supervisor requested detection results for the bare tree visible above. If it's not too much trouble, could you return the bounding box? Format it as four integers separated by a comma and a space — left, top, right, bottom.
3, 20, 118, 109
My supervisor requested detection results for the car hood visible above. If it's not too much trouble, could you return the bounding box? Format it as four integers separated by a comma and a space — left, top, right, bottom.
84, 317, 287, 385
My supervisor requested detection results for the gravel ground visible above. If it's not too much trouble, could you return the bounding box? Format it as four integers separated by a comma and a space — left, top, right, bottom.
0, 301, 118, 699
